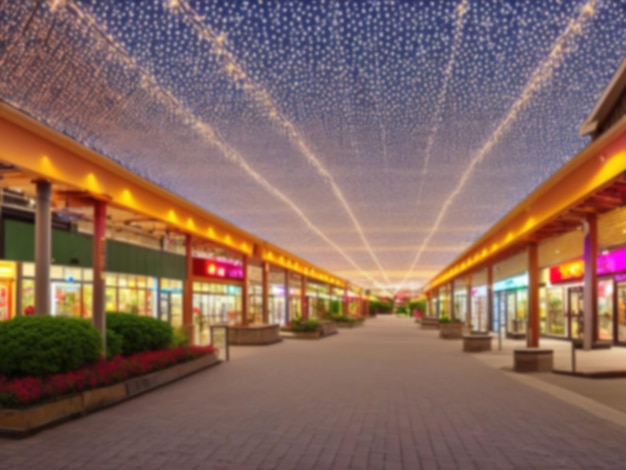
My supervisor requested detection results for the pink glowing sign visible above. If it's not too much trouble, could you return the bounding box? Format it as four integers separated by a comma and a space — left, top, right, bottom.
597, 247, 626, 276
551, 246, 626, 283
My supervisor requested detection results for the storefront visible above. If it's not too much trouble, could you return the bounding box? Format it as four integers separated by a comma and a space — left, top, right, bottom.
21, 263, 93, 318
192, 257, 244, 344
547, 246, 626, 344
288, 273, 302, 320
159, 278, 183, 327
0, 261, 16, 320
492, 274, 528, 339
247, 263, 263, 324
104, 273, 157, 317
470, 286, 488, 332
453, 289, 467, 322
438, 285, 450, 318
307, 282, 329, 319
347, 286, 362, 316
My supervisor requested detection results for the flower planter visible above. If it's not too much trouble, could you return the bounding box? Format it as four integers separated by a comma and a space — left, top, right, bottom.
439, 322, 464, 339
318, 320, 338, 336
228, 324, 282, 345
0, 352, 219, 438
462, 335, 493, 352
514, 349, 553, 373
280, 330, 322, 340
82, 383, 127, 411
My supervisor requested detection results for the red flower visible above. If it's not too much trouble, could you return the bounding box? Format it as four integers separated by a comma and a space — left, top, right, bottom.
0, 345, 216, 408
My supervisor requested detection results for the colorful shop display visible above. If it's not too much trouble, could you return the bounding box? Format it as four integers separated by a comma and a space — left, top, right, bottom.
493, 274, 528, 339
547, 246, 626, 344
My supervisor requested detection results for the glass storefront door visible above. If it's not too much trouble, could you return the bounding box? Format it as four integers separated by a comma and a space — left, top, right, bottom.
269, 295, 286, 325
454, 292, 466, 322
597, 279, 614, 341
193, 293, 211, 345
617, 282, 626, 343
545, 287, 566, 337
568, 287, 584, 340
160, 291, 183, 327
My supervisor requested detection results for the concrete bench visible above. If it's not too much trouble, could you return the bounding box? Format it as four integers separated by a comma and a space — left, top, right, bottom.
463, 335, 492, 352
513, 348, 553, 373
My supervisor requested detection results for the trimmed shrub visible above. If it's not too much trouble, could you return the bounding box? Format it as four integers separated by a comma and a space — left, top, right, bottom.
171, 327, 190, 348
106, 313, 173, 356
285, 318, 319, 333
0, 316, 102, 377
330, 315, 358, 324
106, 329, 124, 360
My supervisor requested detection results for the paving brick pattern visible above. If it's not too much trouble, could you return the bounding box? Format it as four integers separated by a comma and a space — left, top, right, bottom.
1, 317, 626, 469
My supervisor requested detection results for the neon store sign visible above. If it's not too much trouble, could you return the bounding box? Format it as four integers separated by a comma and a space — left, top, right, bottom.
193, 258, 244, 281
550, 246, 626, 284
493, 274, 528, 292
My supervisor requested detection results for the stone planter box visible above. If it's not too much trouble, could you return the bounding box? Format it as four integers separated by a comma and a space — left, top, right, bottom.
463, 335, 493, 352
514, 348, 553, 373
229, 324, 281, 345
439, 322, 464, 339
280, 330, 322, 340
0, 353, 219, 438
420, 317, 439, 329
319, 320, 338, 336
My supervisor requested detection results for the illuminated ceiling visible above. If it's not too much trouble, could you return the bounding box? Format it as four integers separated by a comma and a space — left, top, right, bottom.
1, 1, 625, 293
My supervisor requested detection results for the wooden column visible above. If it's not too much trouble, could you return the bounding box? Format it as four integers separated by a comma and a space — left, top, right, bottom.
449, 280, 455, 320
487, 265, 493, 332
301, 276, 308, 320
343, 284, 349, 316
241, 255, 249, 326
583, 214, 598, 351
527, 242, 540, 348
284, 270, 290, 323
92, 200, 107, 353
466, 274, 472, 331
183, 234, 194, 341
428, 292, 433, 317
262, 261, 269, 324
34, 180, 51, 315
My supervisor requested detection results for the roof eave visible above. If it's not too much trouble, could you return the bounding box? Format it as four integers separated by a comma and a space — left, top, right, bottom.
579, 58, 626, 137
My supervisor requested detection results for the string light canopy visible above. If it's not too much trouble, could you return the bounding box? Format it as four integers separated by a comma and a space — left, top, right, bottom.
0, 0, 625, 294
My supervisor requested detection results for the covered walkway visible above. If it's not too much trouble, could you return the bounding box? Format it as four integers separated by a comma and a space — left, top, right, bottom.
1, 318, 626, 469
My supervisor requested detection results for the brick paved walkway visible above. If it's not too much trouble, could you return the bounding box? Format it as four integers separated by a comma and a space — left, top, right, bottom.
1, 317, 626, 469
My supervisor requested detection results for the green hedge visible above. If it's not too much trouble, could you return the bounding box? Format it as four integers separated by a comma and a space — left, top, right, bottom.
286, 318, 319, 333
326, 314, 358, 324
106, 329, 124, 359
106, 312, 173, 356
0, 316, 102, 377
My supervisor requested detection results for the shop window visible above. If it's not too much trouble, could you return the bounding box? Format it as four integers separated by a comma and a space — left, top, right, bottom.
617, 282, 626, 343
105, 274, 117, 286
22, 279, 35, 315
23, 263, 35, 278
83, 284, 93, 318
546, 288, 566, 337
597, 279, 614, 342
50, 265, 64, 280
106, 287, 117, 311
